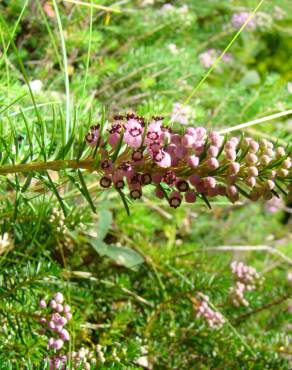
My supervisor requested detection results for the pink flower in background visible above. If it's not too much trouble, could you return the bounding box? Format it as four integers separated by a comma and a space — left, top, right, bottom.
264, 196, 284, 213
231, 12, 256, 30
43, 2, 56, 18
199, 49, 233, 69
195, 293, 225, 329
229, 261, 260, 307
171, 103, 192, 125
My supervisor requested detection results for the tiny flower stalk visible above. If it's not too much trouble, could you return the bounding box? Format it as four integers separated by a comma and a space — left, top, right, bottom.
0, 114, 291, 211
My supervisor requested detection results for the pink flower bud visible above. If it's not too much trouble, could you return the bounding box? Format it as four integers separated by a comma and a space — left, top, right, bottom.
246, 153, 258, 165
188, 174, 200, 186
192, 141, 205, 155
265, 148, 274, 157
54, 292, 64, 304
108, 133, 120, 147
266, 180, 275, 190
65, 312, 72, 321
40, 317, 47, 325
52, 339, 64, 350
171, 134, 181, 145
55, 325, 63, 333
60, 328, 70, 341
208, 145, 219, 157
229, 162, 240, 175
249, 140, 259, 153
206, 157, 219, 170
152, 173, 162, 184
48, 321, 55, 330
204, 177, 216, 189
260, 155, 271, 166
276, 146, 285, 157
186, 127, 197, 139
225, 149, 236, 161
56, 304, 63, 313
226, 185, 238, 202
195, 127, 206, 140
247, 166, 258, 177
175, 145, 187, 159
209, 131, 223, 147
166, 143, 177, 154
58, 316, 68, 326
63, 305, 71, 314
282, 158, 291, 169
155, 186, 164, 199
181, 134, 195, 148
230, 136, 239, 146
50, 299, 57, 309
185, 190, 196, 203
260, 139, 269, 149
187, 155, 199, 168
39, 299, 47, 309
246, 176, 256, 188
224, 141, 236, 151
278, 168, 289, 177
196, 180, 206, 194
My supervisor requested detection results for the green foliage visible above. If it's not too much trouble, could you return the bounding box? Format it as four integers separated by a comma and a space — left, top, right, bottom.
0, 0, 291, 368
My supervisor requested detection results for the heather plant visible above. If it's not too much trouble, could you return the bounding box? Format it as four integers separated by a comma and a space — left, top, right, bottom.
0, 0, 291, 369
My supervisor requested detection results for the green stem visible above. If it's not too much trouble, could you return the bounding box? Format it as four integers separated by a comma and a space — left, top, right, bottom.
0, 159, 96, 175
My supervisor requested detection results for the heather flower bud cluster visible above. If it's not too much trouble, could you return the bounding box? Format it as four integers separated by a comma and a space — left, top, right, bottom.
195, 293, 225, 329
171, 103, 192, 125
49, 208, 67, 233
38, 293, 72, 368
231, 12, 257, 30
85, 113, 291, 210
199, 48, 233, 69
70, 348, 97, 369
229, 261, 260, 307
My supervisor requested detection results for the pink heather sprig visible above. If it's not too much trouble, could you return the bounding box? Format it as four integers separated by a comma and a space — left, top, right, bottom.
38, 293, 72, 366
229, 261, 260, 307
194, 293, 225, 329
199, 48, 233, 69
231, 12, 257, 30
84, 113, 291, 210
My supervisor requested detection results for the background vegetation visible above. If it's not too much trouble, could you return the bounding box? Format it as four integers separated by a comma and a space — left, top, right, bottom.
0, 0, 291, 368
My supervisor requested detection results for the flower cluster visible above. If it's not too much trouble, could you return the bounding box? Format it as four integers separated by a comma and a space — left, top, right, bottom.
199, 48, 233, 69
160, 3, 189, 16
229, 261, 260, 307
84, 114, 291, 210
231, 12, 257, 30
39, 293, 72, 368
171, 103, 193, 125
39, 294, 100, 369
70, 348, 97, 369
195, 293, 225, 329
49, 208, 67, 233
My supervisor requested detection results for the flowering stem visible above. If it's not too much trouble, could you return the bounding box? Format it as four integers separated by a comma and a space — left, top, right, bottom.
0, 159, 96, 175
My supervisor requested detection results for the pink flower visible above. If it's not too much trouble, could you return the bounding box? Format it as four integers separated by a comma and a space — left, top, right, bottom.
145, 121, 163, 145
124, 119, 144, 148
